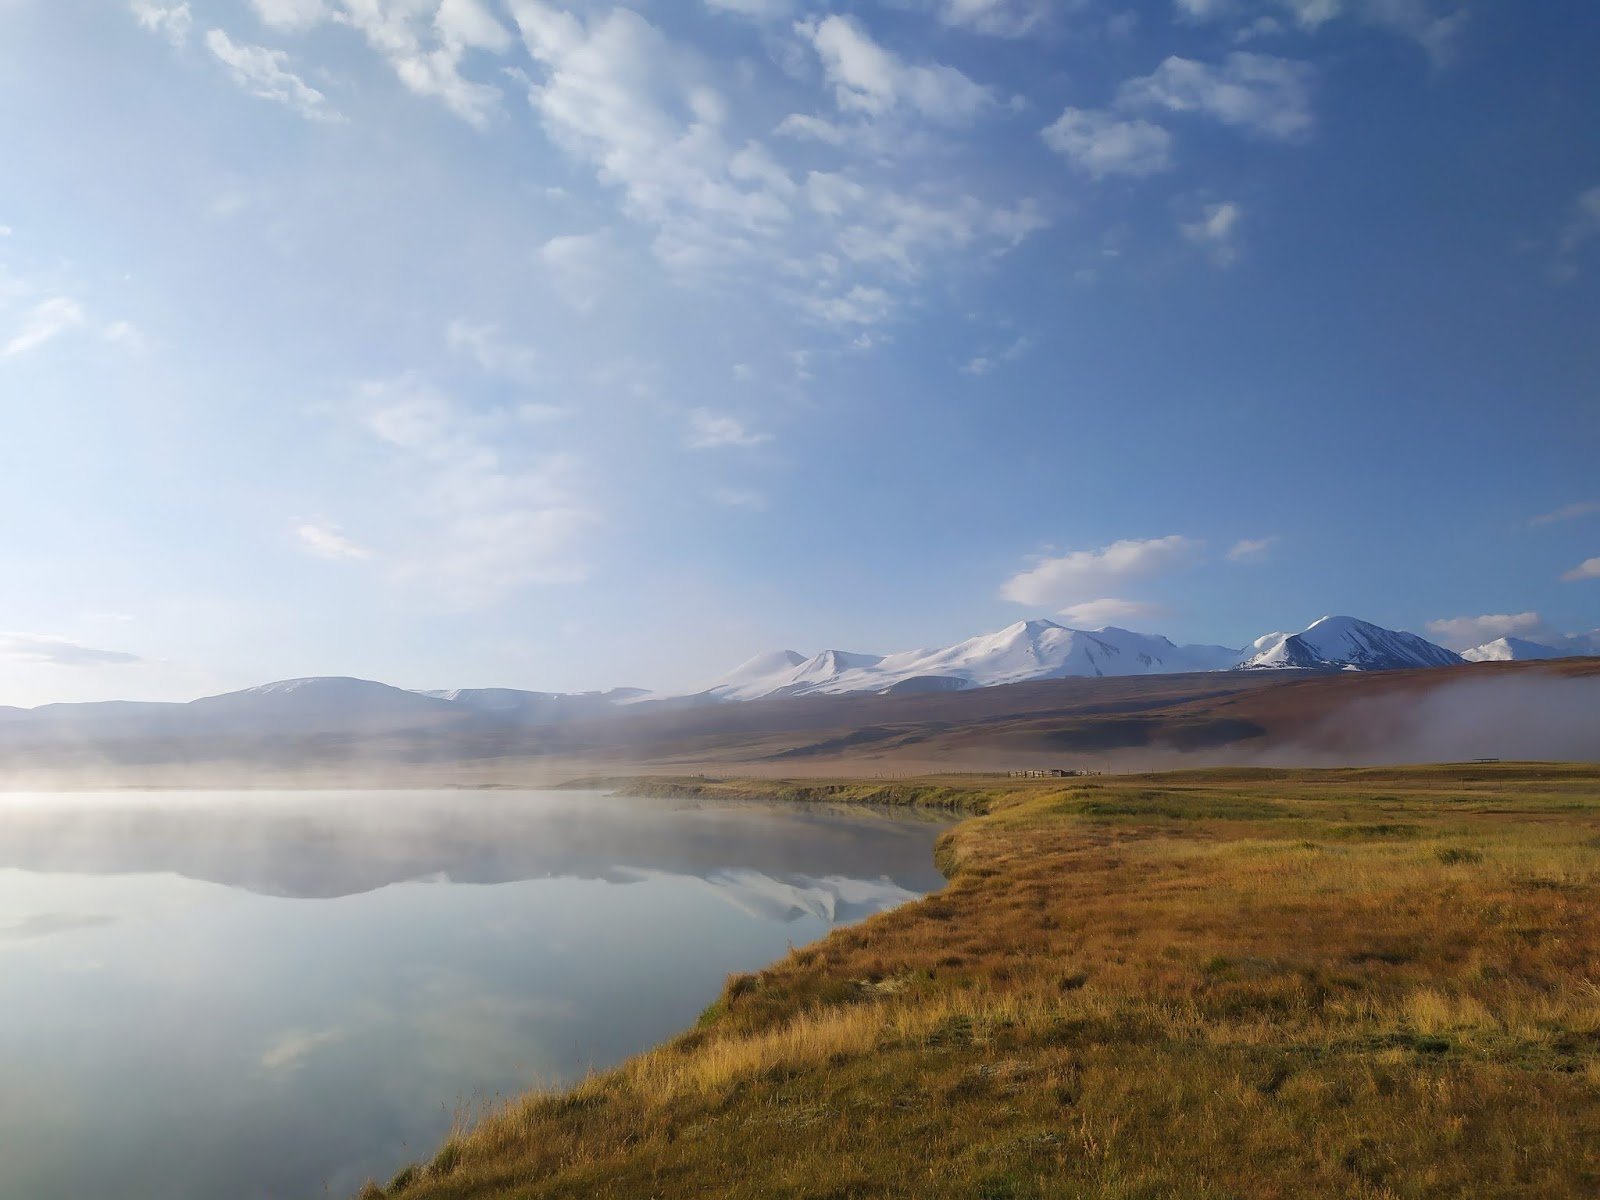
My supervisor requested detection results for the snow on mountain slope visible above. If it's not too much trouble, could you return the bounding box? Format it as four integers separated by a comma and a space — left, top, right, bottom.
704, 620, 1246, 701
1461, 637, 1572, 663
1236, 616, 1462, 672
420, 687, 653, 724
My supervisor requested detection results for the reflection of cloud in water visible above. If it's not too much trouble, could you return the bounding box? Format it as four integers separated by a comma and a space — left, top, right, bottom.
0, 912, 116, 942
619, 867, 922, 925
259, 1027, 343, 1075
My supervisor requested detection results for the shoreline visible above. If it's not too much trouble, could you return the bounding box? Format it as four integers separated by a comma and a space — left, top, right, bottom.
357, 761, 1600, 1199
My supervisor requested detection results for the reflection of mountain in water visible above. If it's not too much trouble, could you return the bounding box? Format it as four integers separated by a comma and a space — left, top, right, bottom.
616, 866, 923, 925
0, 791, 949, 902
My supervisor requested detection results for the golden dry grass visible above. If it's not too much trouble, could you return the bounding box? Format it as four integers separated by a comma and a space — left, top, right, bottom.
363, 763, 1600, 1199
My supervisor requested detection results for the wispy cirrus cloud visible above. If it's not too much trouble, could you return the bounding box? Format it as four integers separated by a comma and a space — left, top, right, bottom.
295, 520, 372, 561
0, 633, 145, 668
204, 29, 344, 122
687, 409, 773, 449
1, 296, 86, 359
1531, 500, 1600, 527
357, 375, 595, 606
1226, 535, 1278, 562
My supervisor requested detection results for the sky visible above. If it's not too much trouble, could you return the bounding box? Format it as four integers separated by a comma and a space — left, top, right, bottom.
0, 0, 1596, 705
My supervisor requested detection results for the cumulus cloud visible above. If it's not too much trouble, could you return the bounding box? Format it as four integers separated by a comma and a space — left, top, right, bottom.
1531, 500, 1600, 527
1425, 612, 1545, 650
686, 409, 774, 449
1226, 535, 1277, 562
296, 520, 372, 561
1118, 53, 1315, 140
1002, 535, 1201, 606
205, 29, 343, 122
1042, 108, 1175, 179
130, 1, 192, 47
798, 14, 997, 123
0, 633, 145, 668
1563, 556, 1600, 583
1058, 598, 1167, 628
1182, 201, 1244, 265
1, 297, 86, 359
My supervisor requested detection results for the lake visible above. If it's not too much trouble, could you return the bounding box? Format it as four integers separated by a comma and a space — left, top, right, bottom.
0, 788, 950, 1199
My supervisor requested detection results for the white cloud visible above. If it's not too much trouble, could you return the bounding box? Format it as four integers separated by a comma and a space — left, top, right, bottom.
248, 0, 327, 32
960, 335, 1032, 376
930, 0, 1051, 37
1118, 53, 1315, 140
686, 409, 774, 449
335, 0, 509, 127
798, 15, 996, 124
802, 284, 894, 327
508, 2, 792, 271
1556, 185, 1600, 277
1042, 108, 1174, 179
709, 486, 768, 510
538, 231, 619, 312
1563, 556, 1600, 583
205, 29, 343, 122
358, 375, 595, 605
1175, 0, 1464, 60
259, 1027, 342, 1074
1424, 612, 1544, 650
0, 633, 144, 667
1058, 598, 1167, 628
446, 319, 539, 383
1001, 535, 1201, 606
130, 1, 192, 47
703, 0, 793, 19
1531, 500, 1600, 527
103, 320, 149, 352
296, 520, 372, 561
501, 3, 1043, 332
1, 296, 86, 359
1226, 535, 1278, 562
1182, 201, 1244, 266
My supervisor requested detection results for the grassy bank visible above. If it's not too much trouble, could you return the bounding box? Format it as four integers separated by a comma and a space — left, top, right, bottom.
365, 763, 1600, 1199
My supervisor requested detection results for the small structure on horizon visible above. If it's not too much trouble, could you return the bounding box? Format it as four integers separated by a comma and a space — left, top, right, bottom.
1008, 768, 1098, 779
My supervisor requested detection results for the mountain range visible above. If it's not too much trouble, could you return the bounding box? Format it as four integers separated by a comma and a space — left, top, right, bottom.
0, 614, 1591, 736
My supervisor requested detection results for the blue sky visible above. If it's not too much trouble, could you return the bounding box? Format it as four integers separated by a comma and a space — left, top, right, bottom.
0, 0, 1596, 704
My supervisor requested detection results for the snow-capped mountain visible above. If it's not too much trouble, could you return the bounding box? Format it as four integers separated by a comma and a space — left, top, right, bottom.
702, 620, 1245, 700
1235, 616, 1462, 672
418, 686, 652, 723
1462, 637, 1573, 663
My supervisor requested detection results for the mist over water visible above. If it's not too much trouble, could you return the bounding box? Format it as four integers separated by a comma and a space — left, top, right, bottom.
0, 789, 949, 1200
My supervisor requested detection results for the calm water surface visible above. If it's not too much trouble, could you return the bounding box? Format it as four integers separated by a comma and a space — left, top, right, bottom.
0, 789, 949, 1199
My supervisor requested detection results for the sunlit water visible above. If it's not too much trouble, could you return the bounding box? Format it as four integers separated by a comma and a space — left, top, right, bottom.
0, 789, 949, 1199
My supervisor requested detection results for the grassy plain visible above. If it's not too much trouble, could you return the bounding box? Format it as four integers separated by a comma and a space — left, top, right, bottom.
365, 763, 1600, 1199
